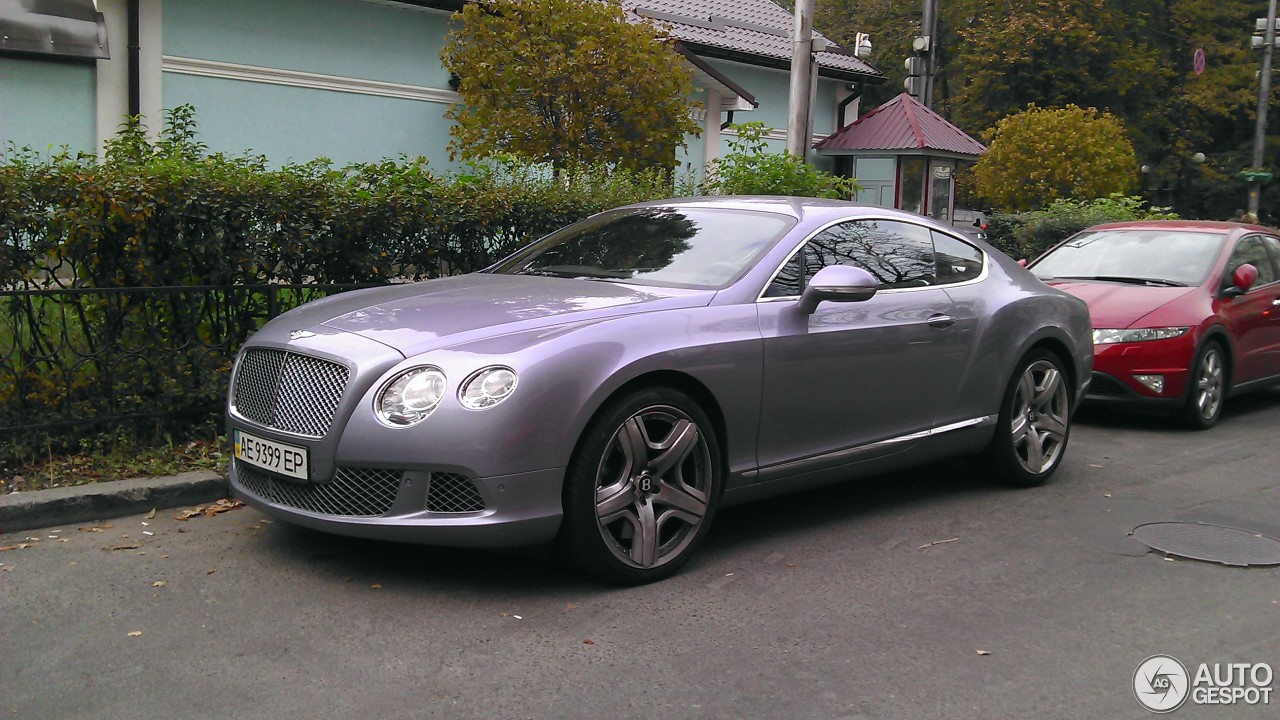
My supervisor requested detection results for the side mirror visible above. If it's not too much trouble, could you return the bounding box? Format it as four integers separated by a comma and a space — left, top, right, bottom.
1017, 258, 1028, 267
1225, 263, 1258, 296
973, 218, 983, 227
798, 265, 877, 314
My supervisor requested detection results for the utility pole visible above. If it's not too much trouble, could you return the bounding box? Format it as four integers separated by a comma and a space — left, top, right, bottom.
920, 0, 938, 107
786, 0, 814, 158
1249, 0, 1277, 216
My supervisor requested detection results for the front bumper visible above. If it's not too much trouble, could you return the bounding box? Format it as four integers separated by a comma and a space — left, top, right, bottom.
1084, 335, 1196, 407
230, 459, 565, 548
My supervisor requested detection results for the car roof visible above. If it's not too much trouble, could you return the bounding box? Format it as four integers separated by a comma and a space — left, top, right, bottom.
1082, 219, 1268, 234
621, 195, 937, 225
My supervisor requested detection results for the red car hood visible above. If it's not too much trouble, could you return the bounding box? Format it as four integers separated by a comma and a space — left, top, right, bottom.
1044, 281, 1197, 328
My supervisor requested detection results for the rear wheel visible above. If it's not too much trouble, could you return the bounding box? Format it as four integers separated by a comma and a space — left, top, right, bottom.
985, 349, 1072, 487
1177, 340, 1226, 430
558, 386, 721, 584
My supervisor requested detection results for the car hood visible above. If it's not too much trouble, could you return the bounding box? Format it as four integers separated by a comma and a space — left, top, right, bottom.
1044, 280, 1198, 328
265, 273, 714, 355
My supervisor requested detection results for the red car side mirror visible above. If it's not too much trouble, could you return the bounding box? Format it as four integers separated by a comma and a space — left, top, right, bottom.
1231, 263, 1258, 293
1017, 258, 1028, 267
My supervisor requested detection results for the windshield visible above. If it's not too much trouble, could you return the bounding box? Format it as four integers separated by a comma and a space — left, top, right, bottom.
1030, 229, 1225, 287
490, 207, 795, 289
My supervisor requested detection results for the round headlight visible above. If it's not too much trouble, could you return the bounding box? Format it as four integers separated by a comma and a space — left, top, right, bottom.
376, 366, 447, 426
459, 366, 518, 410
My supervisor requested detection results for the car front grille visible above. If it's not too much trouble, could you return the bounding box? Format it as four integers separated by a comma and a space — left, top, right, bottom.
427, 473, 486, 513
235, 462, 402, 517
1088, 373, 1129, 397
232, 348, 349, 437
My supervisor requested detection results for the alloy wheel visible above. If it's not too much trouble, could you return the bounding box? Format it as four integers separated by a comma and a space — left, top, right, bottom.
592, 405, 713, 570
1009, 359, 1070, 475
1193, 347, 1224, 422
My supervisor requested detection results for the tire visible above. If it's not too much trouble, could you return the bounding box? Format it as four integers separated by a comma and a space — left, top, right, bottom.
558, 386, 722, 584
985, 349, 1072, 487
1177, 340, 1227, 430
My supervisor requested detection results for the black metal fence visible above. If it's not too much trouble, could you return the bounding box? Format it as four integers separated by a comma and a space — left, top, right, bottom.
0, 283, 381, 460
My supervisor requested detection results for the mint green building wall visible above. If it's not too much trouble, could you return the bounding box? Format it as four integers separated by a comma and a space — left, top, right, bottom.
0, 57, 97, 155
161, 0, 459, 168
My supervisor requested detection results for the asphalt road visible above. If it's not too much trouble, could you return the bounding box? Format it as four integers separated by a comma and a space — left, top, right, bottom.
3, 391, 1278, 720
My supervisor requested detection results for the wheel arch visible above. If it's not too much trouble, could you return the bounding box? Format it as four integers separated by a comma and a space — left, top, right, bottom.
566, 370, 730, 481
1197, 326, 1234, 389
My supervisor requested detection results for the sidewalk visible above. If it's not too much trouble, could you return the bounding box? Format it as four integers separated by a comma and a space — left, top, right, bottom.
0, 471, 228, 535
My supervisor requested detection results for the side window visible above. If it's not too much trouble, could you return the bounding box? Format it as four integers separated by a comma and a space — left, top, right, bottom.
1261, 236, 1280, 282
763, 219, 937, 297
932, 232, 984, 284
1227, 236, 1278, 287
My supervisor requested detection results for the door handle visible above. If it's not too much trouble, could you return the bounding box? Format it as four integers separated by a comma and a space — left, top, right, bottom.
928, 314, 956, 329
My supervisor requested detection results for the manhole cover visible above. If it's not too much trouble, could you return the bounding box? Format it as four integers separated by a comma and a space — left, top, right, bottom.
1131, 522, 1280, 567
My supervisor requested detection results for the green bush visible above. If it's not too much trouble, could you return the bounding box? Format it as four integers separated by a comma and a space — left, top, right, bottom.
986, 194, 1178, 260
699, 123, 858, 199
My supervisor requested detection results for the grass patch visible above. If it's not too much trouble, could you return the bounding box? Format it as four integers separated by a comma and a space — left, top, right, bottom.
1, 435, 227, 494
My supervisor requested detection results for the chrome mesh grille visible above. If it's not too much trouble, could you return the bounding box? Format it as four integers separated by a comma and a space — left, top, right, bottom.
234, 461, 402, 517
426, 473, 486, 513
232, 348, 349, 437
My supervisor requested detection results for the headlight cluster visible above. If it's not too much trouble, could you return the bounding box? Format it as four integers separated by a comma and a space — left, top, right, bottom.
1092, 327, 1189, 345
375, 365, 518, 427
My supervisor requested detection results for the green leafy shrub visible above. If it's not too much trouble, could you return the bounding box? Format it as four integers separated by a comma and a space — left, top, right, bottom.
700, 123, 858, 199
986, 194, 1178, 260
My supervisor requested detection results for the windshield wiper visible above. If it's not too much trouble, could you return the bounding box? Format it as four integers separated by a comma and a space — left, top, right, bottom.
1055, 275, 1186, 287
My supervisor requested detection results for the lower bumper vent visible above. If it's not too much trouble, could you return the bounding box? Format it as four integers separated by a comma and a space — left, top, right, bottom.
234, 462, 402, 517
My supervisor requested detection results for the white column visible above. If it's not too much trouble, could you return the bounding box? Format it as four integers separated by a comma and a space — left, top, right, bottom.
95, 0, 163, 153
703, 88, 721, 167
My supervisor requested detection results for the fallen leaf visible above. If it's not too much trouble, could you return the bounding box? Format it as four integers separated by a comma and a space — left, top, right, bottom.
205, 568, 216, 575
786, 563, 797, 568
174, 499, 244, 521
1, 566, 12, 572
161, 554, 170, 559
153, 581, 166, 588
0, 543, 33, 552
565, 603, 578, 610
78, 525, 113, 533
105, 543, 141, 551
583, 639, 595, 645
127, 631, 143, 637
1103, 493, 1112, 498
370, 583, 382, 589
918, 537, 959, 549
976, 649, 990, 656
1090, 464, 1104, 469
146, 508, 156, 519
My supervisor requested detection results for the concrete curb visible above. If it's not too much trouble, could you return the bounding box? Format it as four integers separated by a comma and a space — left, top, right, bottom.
0, 471, 229, 535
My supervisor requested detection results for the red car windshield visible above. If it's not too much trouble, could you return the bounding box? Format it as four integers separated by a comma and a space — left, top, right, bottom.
1031, 229, 1226, 287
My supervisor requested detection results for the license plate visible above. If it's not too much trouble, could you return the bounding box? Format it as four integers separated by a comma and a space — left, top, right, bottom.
234, 430, 309, 481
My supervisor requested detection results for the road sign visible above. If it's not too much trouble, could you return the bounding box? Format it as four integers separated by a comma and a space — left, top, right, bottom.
1241, 170, 1273, 183
1193, 47, 1206, 75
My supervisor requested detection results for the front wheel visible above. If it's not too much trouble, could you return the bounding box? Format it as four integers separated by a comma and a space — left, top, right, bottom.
558, 387, 721, 584
984, 349, 1072, 487
1177, 340, 1227, 430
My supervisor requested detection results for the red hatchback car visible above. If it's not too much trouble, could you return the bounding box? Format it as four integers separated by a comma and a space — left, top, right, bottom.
1029, 220, 1280, 428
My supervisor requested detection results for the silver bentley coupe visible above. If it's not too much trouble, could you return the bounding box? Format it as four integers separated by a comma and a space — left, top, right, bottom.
227, 197, 1093, 583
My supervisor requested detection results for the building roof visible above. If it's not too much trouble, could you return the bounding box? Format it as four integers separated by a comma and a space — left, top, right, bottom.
816, 93, 986, 158
627, 0, 882, 81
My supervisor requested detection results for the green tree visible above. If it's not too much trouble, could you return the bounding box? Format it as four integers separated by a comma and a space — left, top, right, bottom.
440, 0, 698, 171
971, 104, 1138, 211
